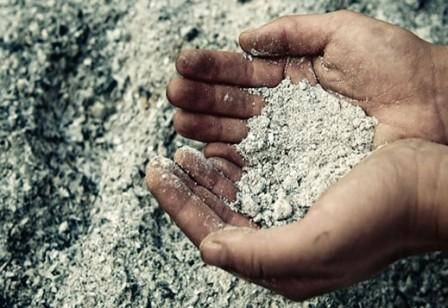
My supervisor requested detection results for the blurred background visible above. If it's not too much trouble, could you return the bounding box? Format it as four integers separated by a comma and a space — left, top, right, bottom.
1, 0, 447, 307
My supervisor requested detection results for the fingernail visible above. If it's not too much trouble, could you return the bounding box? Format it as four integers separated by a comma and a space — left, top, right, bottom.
200, 239, 226, 267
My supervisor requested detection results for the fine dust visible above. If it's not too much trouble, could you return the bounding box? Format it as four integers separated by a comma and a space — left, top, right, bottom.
2, 0, 448, 307
234, 79, 376, 227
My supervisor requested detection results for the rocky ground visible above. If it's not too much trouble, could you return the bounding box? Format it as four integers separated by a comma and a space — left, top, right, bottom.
1, 0, 448, 307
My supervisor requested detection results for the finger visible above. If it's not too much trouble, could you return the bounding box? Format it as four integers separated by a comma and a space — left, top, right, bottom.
146, 156, 224, 246
167, 78, 264, 118
208, 157, 243, 182
176, 49, 285, 87
181, 181, 253, 228
194, 185, 254, 228
199, 201, 350, 280
199, 225, 310, 279
239, 11, 350, 57
173, 110, 248, 143
169, 157, 252, 228
203, 143, 246, 167
174, 146, 238, 202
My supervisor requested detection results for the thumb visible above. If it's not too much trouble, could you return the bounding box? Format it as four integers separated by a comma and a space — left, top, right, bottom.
199, 218, 329, 279
239, 11, 352, 57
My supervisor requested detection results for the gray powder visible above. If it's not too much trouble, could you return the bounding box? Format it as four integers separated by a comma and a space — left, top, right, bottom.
2, 0, 448, 307
234, 79, 376, 227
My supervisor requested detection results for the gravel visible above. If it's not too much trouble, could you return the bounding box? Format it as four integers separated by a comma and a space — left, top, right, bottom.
1, 0, 448, 307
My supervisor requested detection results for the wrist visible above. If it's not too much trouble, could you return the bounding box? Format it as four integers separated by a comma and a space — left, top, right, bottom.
410, 140, 448, 252
432, 149, 448, 248
430, 44, 448, 143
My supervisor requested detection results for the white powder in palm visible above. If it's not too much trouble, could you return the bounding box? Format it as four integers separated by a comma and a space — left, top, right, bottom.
234, 78, 377, 227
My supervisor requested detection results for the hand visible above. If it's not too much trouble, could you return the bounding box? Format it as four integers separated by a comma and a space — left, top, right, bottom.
167, 10, 448, 147
147, 139, 448, 300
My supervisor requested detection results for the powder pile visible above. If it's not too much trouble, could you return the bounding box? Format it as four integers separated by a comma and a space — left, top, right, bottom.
2, 0, 448, 306
234, 79, 377, 227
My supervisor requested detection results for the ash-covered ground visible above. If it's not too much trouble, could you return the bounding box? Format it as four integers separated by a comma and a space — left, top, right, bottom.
1, 0, 448, 307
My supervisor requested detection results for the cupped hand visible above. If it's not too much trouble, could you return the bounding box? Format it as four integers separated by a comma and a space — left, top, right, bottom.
168, 10, 448, 147
147, 139, 448, 300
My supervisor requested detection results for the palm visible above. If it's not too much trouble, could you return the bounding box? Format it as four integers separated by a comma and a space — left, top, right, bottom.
147, 139, 446, 300
169, 11, 447, 147
305, 17, 445, 144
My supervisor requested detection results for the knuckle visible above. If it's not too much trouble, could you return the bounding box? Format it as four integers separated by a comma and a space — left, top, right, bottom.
207, 168, 221, 191
217, 204, 234, 223
248, 95, 263, 116
252, 259, 266, 279
204, 85, 218, 111
189, 116, 205, 136
219, 144, 232, 157
173, 111, 191, 136
277, 14, 300, 28
244, 62, 256, 84
277, 15, 294, 23
201, 118, 222, 141
209, 144, 227, 158
328, 10, 359, 25
242, 249, 264, 279
334, 9, 355, 18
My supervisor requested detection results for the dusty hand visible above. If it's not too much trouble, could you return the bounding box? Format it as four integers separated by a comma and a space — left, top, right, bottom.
152, 11, 448, 300
168, 10, 448, 146
147, 139, 448, 300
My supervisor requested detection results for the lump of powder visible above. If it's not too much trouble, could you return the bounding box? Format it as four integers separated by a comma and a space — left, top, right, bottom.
232, 78, 377, 227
